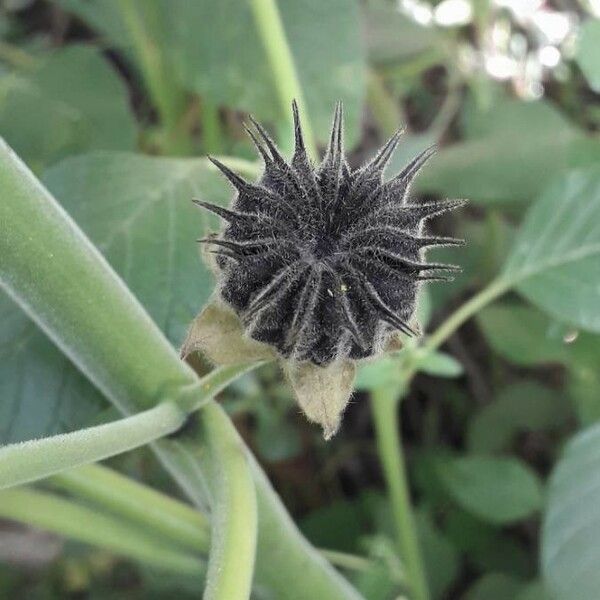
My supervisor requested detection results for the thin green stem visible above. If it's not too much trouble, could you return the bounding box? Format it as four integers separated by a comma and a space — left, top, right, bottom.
48, 463, 210, 553
371, 385, 429, 600
0, 488, 203, 576
116, 0, 189, 154
424, 276, 511, 353
0, 402, 184, 490
366, 70, 404, 137
0, 362, 259, 491
201, 409, 257, 600
201, 98, 224, 155
319, 549, 373, 573
249, 0, 317, 161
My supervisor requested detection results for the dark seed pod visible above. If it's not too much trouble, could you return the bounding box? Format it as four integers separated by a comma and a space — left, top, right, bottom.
197, 102, 465, 367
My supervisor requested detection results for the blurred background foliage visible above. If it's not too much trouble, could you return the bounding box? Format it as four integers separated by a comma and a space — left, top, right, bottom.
1, 0, 600, 598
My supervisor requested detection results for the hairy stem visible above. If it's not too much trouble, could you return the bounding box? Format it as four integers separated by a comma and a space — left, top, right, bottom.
371, 385, 430, 600
0, 488, 203, 576
0, 402, 184, 490
201, 409, 257, 600
249, 0, 317, 160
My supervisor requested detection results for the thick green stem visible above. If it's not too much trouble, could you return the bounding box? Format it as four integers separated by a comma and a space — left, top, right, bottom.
0, 488, 203, 576
371, 386, 429, 600
249, 0, 317, 161
0, 402, 184, 490
0, 139, 361, 599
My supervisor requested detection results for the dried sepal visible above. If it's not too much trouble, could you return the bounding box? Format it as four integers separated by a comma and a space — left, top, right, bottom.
180, 299, 276, 365
284, 359, 356, 440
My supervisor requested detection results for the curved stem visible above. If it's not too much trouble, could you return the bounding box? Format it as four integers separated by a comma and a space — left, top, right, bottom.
371, 385, 429, 600
249, 0, 317, 161
424, 276, 511, 353
0, 488, 203, 576
0, 402, 184, 490
201, 409, 257, 600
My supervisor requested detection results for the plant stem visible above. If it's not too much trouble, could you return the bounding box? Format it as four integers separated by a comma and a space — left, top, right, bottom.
49, 463, 210, 553
50, 463, 373, 573
366, 70, 404, 137
424, 276, 511, 353
371, 385, 429, 600
319, 549, 373, 573
0, 402, 184, 490
201, 98, 224, 155
249, 0, 318, 161
0, 488, 203, 576
116, 0, 190, 154
201, 409, 257, 600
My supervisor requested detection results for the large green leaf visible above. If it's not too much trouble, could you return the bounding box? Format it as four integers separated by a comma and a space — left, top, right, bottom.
0, 151, 228, 443
56, 0, 366, 148
502, 168, 600, 333
439, 456, 543, 524
0, 45, 137, 170
542, 422, 600, 600
576, 19, 600, 93
416, 99, 582, 203
467, 382, 572, 454
43, 152, 229, 343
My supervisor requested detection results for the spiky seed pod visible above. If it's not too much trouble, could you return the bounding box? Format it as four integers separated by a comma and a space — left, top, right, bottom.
196, 101, 464, 367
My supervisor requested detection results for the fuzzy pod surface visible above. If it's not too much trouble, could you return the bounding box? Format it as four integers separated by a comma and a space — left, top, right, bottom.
196, 102, 464, 367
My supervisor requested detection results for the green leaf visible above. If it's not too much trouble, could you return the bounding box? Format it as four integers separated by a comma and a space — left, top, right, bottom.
478, 303, 571, 366
0, 296, 104, 443
362, 2, 438, 65
576, 19, 600, 93
43, 152, 230, 344
417, 99, 581, 203
439, 456, 543, 524
503, 167, 600, 333
415, 350, 463, 378
467, 382, 572, 454
355, 356, 404, 391
542, 422, 600, 600
0, 45, 136, 169
464, 573, 524, 600
416, 508, 459, 599
57, 0, 366, 148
